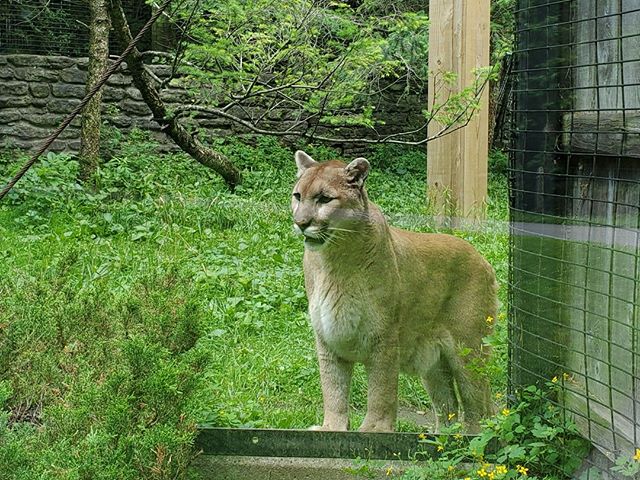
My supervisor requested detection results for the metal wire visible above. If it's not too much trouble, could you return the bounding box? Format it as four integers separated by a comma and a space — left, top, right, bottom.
0, 0, 152, 56
509, 0, 640, 467
0, 0, 173, 202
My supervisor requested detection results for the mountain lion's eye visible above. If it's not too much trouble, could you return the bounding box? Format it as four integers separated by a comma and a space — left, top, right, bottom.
317, 194, 334, 204
293, 192, 301, 201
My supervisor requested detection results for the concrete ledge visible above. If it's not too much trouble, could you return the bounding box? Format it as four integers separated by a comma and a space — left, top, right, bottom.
193, 455, 415, 480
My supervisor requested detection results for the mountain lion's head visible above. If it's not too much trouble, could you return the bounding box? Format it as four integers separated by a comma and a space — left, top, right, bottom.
292, 150, 370, 251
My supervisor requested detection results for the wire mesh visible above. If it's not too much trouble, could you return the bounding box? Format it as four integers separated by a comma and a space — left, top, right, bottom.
509, 0, 640, 469
0, 0, 153, 56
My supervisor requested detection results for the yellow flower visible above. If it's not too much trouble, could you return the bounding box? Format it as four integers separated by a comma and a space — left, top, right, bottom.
495, 465, 508, 475
498, 312, 506, 320
447, 412, 456, 421
448, 465, 455, 472
454, 433, 463, 440
488, 472, 495, 480
477, 468, 488, 478
516, 465, 528, 476
486, 316, 494, 325
551, 376, 558, 383
418, 433, 427, 440
562, 372, 571, 380
495, 392, 503, 400
634, 448, 640, 461
437, 445, 444, 452
501, 408, 510, 416
386, 465, 393, 476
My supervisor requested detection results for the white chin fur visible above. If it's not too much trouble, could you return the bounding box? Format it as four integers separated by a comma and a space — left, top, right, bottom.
304, 238, 326, 251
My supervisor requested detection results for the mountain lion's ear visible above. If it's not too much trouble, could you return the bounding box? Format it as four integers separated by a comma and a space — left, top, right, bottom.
295, 150, 317, 178
345, 158, 370, 188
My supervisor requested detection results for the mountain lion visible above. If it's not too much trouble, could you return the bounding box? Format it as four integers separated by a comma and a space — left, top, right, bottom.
292, 150, 497, 432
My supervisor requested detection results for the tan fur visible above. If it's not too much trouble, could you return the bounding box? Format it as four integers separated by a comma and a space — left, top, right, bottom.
292, 151, 497, 433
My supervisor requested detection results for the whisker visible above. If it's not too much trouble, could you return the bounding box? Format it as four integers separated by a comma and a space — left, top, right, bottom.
319, 231, 341, 246
327, 227, 359, 233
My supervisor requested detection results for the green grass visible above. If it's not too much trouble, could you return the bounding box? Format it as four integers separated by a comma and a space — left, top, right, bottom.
0, 133, 509, 478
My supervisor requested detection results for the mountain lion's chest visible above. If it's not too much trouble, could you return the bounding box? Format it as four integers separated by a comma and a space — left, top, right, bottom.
308, 278, 381, 362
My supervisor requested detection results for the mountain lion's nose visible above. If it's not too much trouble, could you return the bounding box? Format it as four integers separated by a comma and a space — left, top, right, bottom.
296, 219, 312, 232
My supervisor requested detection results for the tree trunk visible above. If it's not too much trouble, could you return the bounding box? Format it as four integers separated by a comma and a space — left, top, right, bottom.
79, 0, 110, 182
107, 0, 242, 189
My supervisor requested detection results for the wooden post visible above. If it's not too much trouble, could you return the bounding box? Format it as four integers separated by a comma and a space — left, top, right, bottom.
427, 0, 490, 221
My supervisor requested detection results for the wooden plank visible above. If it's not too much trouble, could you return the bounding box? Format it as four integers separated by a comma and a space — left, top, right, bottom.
427, 0, 490, 220
565, 389, 637, 458
621, 3, 640, 109
562, 111, 640, 158
576, 0, 597, 111
575, 0, 640, 111
564, 158, 640, 455
195, 428, 484, 461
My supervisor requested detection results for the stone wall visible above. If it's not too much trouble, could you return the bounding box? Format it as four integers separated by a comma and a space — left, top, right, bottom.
0, 54, 427, 155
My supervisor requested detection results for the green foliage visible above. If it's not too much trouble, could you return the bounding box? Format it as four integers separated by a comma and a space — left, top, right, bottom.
175, 0, 429, 125
2, 151, 82, 210
405, 382, 591, 480
1, 2, 79, 55
489, 149, 508, 176
164, 0, 492, 142
491, 0, 516, 61
379, 11, 430, 81
611, 452, 640, 478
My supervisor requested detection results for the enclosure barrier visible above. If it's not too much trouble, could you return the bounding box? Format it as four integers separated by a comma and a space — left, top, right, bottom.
509, 0, 640, 471
0, 0, 154, 56
193, 428, 489, 480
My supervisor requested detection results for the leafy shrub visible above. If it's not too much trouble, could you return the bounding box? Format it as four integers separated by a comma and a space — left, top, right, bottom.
0, 252, 208, 480
489, 149, 508, 176
611, 451, 640, 478
406, 381, 591, 480
1, 152, 82, 209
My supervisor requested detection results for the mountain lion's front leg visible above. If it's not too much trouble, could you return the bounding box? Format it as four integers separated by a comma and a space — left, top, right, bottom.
313, 336, 353, 431
360, 338, 399, 432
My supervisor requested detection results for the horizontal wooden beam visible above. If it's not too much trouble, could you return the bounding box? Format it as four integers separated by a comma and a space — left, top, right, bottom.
562, 111, 640, 158
196, 428, 483, 461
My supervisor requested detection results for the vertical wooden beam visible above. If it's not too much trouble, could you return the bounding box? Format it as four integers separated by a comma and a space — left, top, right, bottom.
427, 0, 490, 220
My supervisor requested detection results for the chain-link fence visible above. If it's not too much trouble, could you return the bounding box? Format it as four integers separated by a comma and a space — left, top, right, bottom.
509, 0, 640, 468
0, 0, 153, 56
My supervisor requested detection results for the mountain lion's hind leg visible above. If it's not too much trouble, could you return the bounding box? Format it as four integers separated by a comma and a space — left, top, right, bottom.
440, 338, 494, 433
421, 358, 460, 432
455, 359, 493, 434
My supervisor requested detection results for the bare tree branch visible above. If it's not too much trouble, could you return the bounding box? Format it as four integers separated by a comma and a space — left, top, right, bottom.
166, 61, 493, 147
108, 0, 241, 188
173, 103, 482, 146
